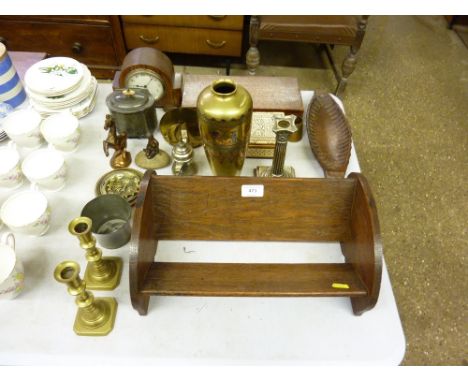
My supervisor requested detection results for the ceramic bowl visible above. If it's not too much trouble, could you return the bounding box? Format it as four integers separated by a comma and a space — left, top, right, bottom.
41, 112, 80, 152
22, 148, 66, 191
0, 189, 51, 236
2, 109, 44, 148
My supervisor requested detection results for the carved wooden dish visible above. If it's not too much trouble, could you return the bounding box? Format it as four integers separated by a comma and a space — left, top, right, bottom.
306, 92, 352, 178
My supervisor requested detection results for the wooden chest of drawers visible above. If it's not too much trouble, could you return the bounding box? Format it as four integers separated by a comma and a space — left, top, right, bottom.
0, 16, 126, 79
122, 16, 244, 57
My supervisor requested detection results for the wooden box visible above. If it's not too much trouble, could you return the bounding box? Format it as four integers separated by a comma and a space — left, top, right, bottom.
130, 171, 382, 316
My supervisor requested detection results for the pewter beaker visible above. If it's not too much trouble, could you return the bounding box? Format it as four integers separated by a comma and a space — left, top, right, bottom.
81, 195, 132, 249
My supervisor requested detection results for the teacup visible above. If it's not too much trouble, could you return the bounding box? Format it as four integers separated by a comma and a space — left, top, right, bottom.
0, 232, 24, 300
21, 148, 66, 191
40, 112, 80, 152
2, 108, 43, 148
0, 187, 51, 236
0, 142, 24, 188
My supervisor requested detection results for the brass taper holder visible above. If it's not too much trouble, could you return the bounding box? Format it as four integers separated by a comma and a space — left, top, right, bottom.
68, 217, 122, 291
54, 261, 117, 336
254, 115, 298, 178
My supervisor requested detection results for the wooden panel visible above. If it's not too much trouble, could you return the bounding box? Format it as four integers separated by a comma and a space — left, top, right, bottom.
0, 15, 112, 25
341, 173, 383, 315
124, 24, 243, 57
130, 171, 158, 315
182, 74, 304, 114
0, 20, 118, 66
141, 262, 368, 297
150, 175, 355, 242
122, 15, 244, 31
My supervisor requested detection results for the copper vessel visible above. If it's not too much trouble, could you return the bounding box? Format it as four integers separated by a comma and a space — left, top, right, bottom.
197, 79, 253, 176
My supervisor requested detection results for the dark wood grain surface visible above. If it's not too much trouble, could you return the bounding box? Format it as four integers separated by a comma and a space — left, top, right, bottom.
150, 175, 355, 242
182, 74, 304, 114
341, 173, 383, 315
142, 262, 367, 297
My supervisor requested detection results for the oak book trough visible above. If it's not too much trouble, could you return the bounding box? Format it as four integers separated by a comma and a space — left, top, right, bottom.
130, 171, 382, 316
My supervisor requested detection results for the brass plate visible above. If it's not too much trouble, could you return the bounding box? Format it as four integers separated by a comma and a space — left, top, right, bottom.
95, 168, 143, 207
160, 108, 202, 147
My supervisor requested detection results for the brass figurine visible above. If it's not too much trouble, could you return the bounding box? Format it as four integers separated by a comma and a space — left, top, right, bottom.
103, 114, 132, 169
254, 115, 298, 178
171, 124, 197, 176
68, 217, 122, 291
54, 260, 117, 336
306, 92, 352, 178
135, 135, 171, 170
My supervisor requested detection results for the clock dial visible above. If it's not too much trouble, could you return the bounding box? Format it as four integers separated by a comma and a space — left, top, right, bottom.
126, 69, 165, 101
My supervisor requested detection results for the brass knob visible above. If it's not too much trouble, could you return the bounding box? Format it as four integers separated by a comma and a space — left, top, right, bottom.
72, 42, 83, 54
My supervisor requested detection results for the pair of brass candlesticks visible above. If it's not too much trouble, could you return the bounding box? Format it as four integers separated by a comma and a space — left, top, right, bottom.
54, 217, 122, 336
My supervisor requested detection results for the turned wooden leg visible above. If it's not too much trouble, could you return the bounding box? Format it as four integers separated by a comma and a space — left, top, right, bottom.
335, 16, 369, 97
335, 51, 358, 96
246, 15, 260, 75
246, 46, 260, 75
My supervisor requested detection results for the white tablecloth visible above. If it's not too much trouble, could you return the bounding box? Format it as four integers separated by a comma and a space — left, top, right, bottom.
0, 83, 405, 365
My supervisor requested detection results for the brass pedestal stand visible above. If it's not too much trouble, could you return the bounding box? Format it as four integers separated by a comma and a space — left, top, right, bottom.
255, 115, 298, 178
69, 217, 122, 291
54, 261, 117, 336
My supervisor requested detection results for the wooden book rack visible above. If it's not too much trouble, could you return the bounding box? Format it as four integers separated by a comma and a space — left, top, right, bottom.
130, 171, 382, 316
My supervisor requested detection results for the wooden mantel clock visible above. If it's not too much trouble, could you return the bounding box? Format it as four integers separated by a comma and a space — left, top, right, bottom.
115, 47, 181, 109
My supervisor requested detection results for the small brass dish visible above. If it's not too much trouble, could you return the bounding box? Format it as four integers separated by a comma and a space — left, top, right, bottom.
160, 108, 202, 147
95, 168, 143, 206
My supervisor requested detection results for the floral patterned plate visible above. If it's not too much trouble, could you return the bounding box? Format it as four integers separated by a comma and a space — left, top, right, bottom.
24, 57, 84, 97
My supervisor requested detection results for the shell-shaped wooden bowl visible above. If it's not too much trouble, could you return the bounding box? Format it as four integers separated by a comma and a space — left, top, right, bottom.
306, 92, 352, 178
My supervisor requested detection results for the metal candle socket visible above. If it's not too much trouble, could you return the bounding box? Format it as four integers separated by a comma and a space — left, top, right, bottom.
81, 195, 132, 250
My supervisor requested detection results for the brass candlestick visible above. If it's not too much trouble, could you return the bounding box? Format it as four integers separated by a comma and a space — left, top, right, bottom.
68, 217, 122, 291
254, 115, 298, 178
54, 261, 117, 336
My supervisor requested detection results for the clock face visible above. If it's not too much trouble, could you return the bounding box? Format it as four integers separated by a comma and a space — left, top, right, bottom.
125, 69, 165, 101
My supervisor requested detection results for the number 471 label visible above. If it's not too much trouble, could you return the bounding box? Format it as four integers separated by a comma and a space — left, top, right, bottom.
241, 184, 264, 198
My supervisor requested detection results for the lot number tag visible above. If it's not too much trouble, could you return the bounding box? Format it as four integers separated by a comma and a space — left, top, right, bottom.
241, 184, 264, 198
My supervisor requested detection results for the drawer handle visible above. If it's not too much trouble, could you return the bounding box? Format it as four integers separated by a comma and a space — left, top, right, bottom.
72, 42, 83, 54
139, 35, 160, 44
206, 39, 226, 49
209, 16, 226, 20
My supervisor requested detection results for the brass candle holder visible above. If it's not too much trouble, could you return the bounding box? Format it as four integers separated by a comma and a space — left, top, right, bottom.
68, 217, 122, 291
54, 260, 117, 336
254, 115, 298, 178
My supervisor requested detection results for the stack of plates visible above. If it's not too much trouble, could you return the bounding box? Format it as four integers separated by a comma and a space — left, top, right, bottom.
24, 57, 98, 119
0, 102, 13, 141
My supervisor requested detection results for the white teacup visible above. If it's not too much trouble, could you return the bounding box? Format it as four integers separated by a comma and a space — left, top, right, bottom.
22, 148, 66, 191
0, 188, 51, 236
0, 232, 24, 300
0, 142, 24, 188
2, 109, 44, 148
41, 112, 80, 152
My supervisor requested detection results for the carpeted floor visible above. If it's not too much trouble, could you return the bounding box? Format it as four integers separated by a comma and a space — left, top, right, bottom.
179, 15, 467, 365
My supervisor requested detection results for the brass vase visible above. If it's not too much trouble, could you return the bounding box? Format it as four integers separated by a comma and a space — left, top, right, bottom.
197, 79, 253, 176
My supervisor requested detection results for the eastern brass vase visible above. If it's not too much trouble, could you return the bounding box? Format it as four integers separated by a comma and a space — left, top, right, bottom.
197, 79, 253, 176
